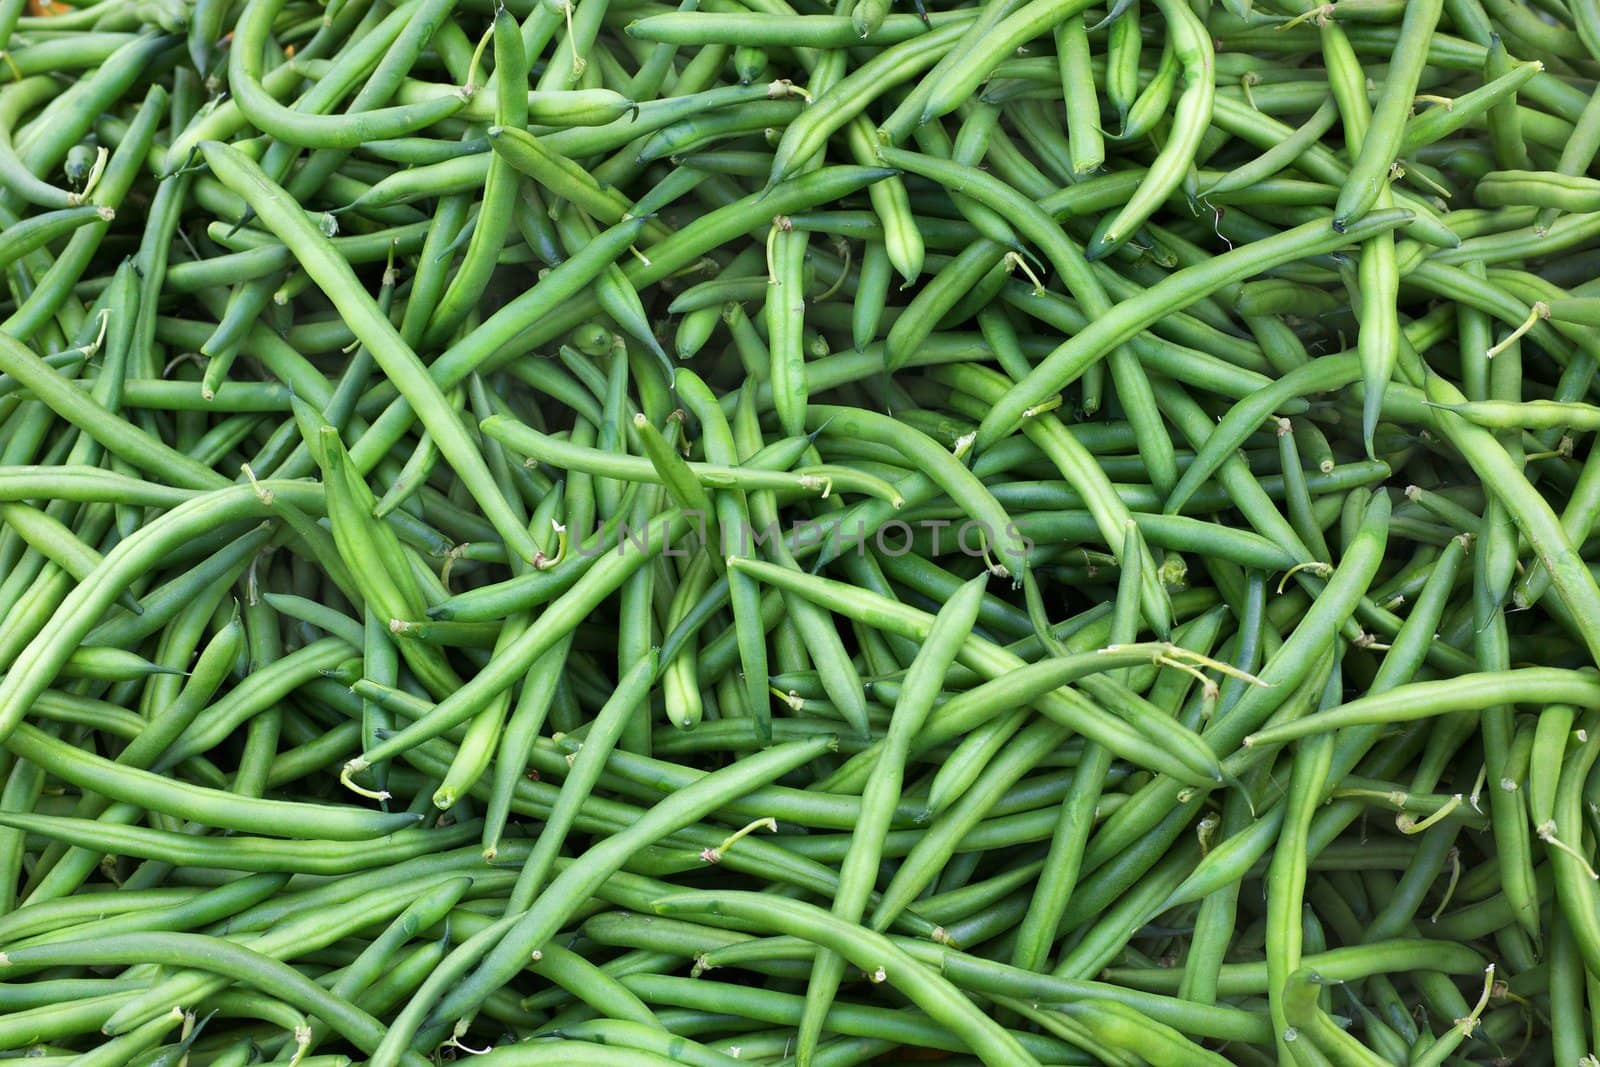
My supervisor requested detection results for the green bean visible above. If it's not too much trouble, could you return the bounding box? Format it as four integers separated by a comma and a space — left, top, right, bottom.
975, 210, 1412, 449
962, 386, 1182, 586
422, 7, 529, 346
1164, 353, 1360, 518
1401, 60, 1542, 153
440, 1041, 687, 1065
1087, 0, 1212, 260
5, 722, 416, 840
0, 336, 225, 493
627, 973, 1035, 1060
655, 891, 1042, 1067
492, 132, 668, 249
628, 10, 968, 46
530, 941, 663, 1029
3, 1, 1598, 1056
200, 140, 539, 564
809, 404, 1026, 581
351, 216, 648, 460
877, 150, 1174, 496
1247, 667, 1600, 748
1428, 397, 1600, 432
909, 0, 1089, 134
1477, 167, 1600, 211
796, 575, 986, 1064
536, 1019, 745, 1067
228, 0, 466, 149
115, 875, 489, 1037
766, 18, 971, 187
0, 500, 140, 613
767, 219, 809, 437
0, 811, 478, 874
374, 736, 833, 1063
509, 651, 658, 907
1334, 0, 1445, 229
0, 203, 112, 271
0, 934, 433, 1067
729, 556, 1218, 785
1203, 99, 1337, 199
1423, 371, 1600, 662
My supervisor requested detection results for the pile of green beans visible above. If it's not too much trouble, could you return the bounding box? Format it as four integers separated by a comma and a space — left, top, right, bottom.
7, 0, 1600, 1062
